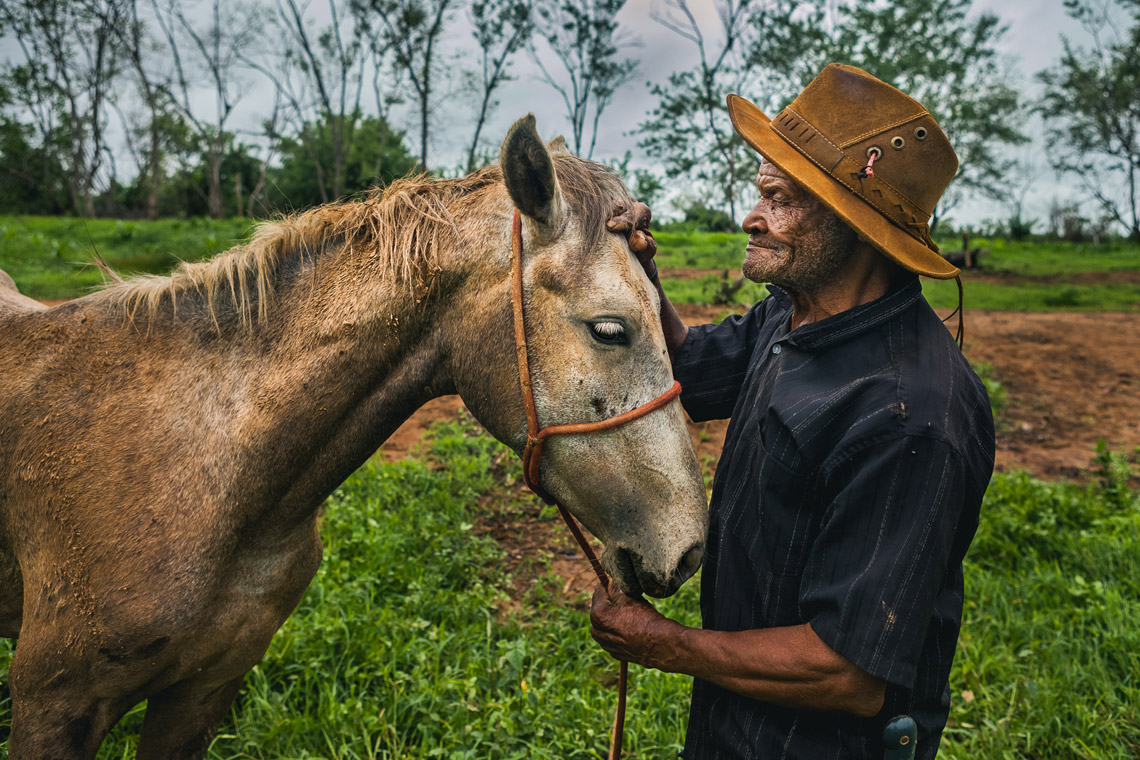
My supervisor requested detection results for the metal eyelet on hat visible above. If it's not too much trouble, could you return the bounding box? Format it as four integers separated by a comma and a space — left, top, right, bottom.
914, 126, 928, 140
866, 146, 882, 160
891, 136, 905, 150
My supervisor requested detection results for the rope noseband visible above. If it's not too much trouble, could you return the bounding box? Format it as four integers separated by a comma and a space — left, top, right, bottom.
509, 210, 682, 759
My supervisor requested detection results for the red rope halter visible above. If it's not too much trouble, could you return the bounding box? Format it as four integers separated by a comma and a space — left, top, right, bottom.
509, 210, 682, 759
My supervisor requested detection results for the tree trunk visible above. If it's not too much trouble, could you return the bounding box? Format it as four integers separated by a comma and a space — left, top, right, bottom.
208, 150, 224, 219
146, 122, 162, 220
420, 94, 429, 170
235, 172, 243, 219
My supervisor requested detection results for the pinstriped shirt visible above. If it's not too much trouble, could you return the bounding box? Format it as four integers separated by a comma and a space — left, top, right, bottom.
674, 279, 995, 760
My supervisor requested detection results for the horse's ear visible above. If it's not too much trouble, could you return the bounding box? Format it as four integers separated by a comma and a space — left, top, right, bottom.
500, 114, 564, 230
546, 136, 571, 155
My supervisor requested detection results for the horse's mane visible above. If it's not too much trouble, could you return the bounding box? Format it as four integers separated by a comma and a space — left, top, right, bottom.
96, 155, 629, 330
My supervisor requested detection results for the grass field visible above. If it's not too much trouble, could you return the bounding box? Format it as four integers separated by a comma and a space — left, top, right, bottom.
2, 419, 1135, 758
2, 216, 1139, 310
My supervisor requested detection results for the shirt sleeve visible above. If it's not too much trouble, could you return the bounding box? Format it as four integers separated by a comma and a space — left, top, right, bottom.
671, 299, 773, 422
800, 433, 969, 689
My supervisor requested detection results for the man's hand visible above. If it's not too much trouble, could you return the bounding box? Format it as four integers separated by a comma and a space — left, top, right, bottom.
607, 200, 658, 276
590, 585, 679, 670
607, 198, 689, 357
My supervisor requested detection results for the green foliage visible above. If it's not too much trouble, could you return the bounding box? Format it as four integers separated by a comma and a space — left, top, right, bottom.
636, 0, 764, 221
0, 112, 69, 215
678, 203, 737, 233
266, 113, 419, 212
652, 230, 749, 269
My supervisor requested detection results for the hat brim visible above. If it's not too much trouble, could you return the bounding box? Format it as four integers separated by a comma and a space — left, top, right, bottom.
726, 94, 959, 280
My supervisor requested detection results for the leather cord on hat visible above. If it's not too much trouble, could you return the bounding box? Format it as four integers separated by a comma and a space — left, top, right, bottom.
940, 275, 965, 349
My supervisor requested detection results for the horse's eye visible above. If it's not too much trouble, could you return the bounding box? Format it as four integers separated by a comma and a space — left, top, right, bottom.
590, 320, 627, 345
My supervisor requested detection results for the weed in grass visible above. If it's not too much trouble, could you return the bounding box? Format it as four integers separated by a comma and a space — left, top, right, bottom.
970, 361, 1008, 427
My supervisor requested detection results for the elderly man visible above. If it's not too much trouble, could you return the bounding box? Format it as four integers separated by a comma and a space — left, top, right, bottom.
595, 64, 995, 758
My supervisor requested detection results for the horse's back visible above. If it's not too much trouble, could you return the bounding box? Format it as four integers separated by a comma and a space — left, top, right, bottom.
0, 268, 47, 316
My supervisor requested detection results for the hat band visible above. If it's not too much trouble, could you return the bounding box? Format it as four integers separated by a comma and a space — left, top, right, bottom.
771, 108, 938, 252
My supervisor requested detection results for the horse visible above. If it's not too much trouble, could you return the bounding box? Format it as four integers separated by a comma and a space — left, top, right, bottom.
0, 116, 708, 759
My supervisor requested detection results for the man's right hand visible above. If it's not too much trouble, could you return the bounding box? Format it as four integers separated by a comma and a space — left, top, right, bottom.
607, 200, 657, 277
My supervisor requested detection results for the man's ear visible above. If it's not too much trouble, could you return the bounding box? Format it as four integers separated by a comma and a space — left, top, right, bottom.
500, 114, 565, 231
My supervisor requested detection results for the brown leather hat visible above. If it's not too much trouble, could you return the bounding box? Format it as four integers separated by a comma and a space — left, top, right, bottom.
727, 63, 960, 279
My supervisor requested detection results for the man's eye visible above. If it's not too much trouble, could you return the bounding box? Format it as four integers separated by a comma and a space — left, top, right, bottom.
590, 321, 627, 345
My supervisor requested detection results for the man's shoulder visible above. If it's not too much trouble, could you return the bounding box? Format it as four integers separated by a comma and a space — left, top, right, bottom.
768, 295, 992, 474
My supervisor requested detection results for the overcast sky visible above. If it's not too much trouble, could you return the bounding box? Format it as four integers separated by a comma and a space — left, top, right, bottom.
0, 0, 1107, 227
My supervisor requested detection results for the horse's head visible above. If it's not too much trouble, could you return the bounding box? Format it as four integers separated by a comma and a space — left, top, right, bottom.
451, 116, 707, 598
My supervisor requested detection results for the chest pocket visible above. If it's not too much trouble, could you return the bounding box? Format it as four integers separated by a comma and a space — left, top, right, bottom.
746, 421, 819, 579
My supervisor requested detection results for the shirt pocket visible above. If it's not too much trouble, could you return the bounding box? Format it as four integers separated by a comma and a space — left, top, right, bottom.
750, 429, 818, 578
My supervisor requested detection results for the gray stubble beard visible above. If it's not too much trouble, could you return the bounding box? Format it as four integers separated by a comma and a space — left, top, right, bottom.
744, 212, 859, 294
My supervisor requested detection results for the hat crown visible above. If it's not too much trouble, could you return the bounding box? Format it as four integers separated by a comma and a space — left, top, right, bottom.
786, 64, 958, 218
724, 63, 961, 278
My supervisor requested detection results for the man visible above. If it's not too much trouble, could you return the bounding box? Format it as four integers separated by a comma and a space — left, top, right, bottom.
595, 64, 995, 758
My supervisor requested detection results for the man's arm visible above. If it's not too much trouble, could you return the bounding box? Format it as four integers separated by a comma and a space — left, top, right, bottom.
590, 588, 886, 719
607, 201, 688, 358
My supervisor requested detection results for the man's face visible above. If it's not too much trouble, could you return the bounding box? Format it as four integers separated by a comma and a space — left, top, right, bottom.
740, 162, 857, 291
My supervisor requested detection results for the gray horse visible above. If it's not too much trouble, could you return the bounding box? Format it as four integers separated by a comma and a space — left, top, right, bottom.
0, 116, 707, 758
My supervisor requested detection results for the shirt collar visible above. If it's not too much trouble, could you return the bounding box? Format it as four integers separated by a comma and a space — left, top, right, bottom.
774, 276, 923, 352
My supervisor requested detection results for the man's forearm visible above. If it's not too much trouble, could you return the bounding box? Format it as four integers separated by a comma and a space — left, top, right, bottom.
592, 588, 886, 719
660, 621, 886, 718
650, 273, 689, 360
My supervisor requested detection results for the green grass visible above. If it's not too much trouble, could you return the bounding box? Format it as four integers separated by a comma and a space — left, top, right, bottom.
0, 216, 255, 300
652, 230, 749, 271
944, 238, 1140, 277
943, 444, 1140, 758
3, 419, 1137, 758
923, 277, 1140, 311
3, 216, 1139, 311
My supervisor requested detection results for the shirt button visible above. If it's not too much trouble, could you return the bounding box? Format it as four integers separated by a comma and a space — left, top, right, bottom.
771, 344, 782, 355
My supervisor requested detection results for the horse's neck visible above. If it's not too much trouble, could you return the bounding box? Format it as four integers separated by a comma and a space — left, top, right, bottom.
211, 243, 466, 515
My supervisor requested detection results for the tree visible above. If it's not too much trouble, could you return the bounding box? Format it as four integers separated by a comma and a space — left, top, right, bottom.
637, 0, 766, 221
758, 0, 1027, 232
530, 0, 638, 158
152, 0, 262, 218
113, 0, 179, 219
1039, 0, 1140, 241
0, 0, 126, 216
466, 0, 533, 172
265, 112, 418, 210
258, 0, 369, 202
354, 0, 459, 169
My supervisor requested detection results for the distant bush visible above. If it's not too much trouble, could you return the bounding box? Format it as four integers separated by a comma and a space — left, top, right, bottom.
677, 202, 738, 233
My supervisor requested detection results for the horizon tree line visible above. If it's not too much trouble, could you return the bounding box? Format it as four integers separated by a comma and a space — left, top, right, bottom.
0, 0, 1137, 241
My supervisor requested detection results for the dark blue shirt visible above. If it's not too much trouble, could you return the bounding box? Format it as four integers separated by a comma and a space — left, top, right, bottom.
673, 279, 995, 759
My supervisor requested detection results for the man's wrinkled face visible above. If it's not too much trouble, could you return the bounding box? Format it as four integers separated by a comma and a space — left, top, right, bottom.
740, 162, 857, 291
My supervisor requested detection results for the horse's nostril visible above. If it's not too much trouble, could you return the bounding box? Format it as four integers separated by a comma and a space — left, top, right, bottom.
678, 542, 704, 581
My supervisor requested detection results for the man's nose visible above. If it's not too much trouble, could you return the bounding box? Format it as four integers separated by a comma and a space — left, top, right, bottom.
742, 202, 768, 234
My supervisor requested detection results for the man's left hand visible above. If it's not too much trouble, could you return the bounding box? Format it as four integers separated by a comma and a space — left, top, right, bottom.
590, 585, 679, 670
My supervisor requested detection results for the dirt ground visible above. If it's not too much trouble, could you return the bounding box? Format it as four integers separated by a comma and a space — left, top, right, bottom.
379, 305, 1140, 482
